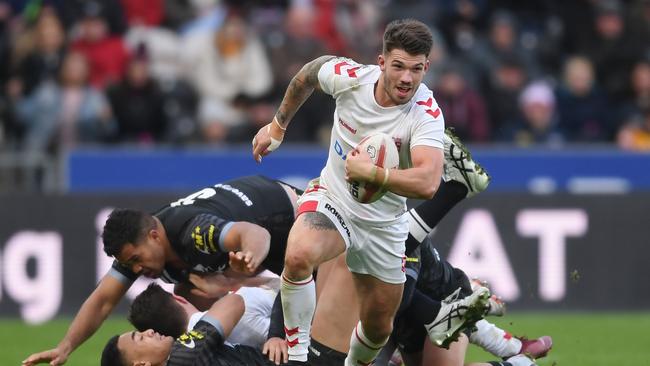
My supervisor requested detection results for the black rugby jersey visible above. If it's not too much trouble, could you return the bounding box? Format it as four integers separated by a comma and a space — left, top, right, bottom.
406, 237, 459, 300
167, 320, 273, 366
111, 175, 296, 284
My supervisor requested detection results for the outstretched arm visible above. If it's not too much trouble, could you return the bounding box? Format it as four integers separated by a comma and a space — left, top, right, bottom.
252, 55, 336, 162
22, 275, 129, 365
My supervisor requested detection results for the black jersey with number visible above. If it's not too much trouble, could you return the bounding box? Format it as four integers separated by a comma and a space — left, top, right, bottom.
111, 175, 296, 284
167, 320, 273, 366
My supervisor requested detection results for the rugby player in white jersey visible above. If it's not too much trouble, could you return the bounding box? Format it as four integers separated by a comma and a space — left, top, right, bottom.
252, 18, 490, 365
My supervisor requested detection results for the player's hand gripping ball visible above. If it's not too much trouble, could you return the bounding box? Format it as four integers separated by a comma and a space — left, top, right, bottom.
348, 132, 399, 203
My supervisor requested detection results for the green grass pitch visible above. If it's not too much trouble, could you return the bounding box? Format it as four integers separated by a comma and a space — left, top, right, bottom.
4, 312, 650, 365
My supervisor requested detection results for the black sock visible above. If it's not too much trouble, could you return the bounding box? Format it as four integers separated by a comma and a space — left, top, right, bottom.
404, 289, 441, 325
406, 180, 468, 253
414, 180, 468, 228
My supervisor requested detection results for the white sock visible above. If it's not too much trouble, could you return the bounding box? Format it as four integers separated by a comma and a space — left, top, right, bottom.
281, 273, 315, 362
505, 354, 536, 366
345, 322, 388, 366
469, 319, 522, 358
407, 209, 434, 242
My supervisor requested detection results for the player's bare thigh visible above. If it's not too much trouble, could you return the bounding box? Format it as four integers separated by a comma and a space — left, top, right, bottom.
312, 253, 360, 353
284, 213, 346, 279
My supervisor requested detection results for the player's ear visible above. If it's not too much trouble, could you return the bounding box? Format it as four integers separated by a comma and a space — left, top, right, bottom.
378, 54, 385, 71
149, 229, 160, 242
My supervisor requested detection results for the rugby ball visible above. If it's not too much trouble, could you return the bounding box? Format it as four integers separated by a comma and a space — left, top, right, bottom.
348, 132, 400, 204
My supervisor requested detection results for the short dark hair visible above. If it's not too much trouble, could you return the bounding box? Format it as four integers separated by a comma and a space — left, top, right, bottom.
383, 19, 433, 57
128, 283, 187, 338
101, 335, 125, 366
102, 209, 156, 257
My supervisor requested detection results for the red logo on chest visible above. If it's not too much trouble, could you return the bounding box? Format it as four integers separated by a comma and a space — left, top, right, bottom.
338, 118, 357, 134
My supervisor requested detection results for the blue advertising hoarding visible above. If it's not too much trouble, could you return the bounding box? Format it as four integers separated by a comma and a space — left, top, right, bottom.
67, 146, 650, 193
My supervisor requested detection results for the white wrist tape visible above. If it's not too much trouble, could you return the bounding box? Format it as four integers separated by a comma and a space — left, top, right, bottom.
267, 125, 283, 152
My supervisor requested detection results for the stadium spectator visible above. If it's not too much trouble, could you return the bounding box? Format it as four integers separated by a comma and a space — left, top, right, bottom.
54, 0, 127, 35
265, 1, 333, 143
580, 0, 645, 100
124, 25, 184, 82
107, 44, 166, 144
500, 81, 564, 147
10, 10, 66, 98
0, 2, 17, 149
468, 9, 541, 91
617, 107, 650, 151
437, 0, 490, 56
420, 27, 452, 87
161, 0, 199, 31
618, 59, 650, 127
331, 0, 384, 63
121, 0, 164, 27
556, 55, 613, 142
434, 65, 490, 142
182, 10, 273, 142
15, 51, 114, 153
484, 56, 528, 134
69, 3, 130, 89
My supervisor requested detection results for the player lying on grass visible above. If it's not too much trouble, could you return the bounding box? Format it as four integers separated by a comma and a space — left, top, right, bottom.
128, 282, 278, 350
101, 292, 287, 366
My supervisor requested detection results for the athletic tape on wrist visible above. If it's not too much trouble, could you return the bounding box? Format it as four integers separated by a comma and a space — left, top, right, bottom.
369, 165, 378, 183
266, 125, 283, 152
381, 168, 390, 188
273, 117, 286, 131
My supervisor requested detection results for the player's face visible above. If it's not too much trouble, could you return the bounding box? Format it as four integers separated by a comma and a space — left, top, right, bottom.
378, 48, 429, 106
118, 329, 174, 365
116, 232, 166, 278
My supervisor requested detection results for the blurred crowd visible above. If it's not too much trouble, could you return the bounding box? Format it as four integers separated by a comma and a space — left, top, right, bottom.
0, 0, 649, 155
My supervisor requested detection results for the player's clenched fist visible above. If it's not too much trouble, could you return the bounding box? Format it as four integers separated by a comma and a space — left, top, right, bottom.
252, 117, 285, 163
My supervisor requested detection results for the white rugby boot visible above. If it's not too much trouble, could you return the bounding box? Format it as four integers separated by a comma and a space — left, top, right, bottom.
443, 128, 490, 198
425, 285, 490, 349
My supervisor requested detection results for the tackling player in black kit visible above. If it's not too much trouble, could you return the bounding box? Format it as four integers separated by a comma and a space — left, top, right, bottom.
104, 175, 299, 291
23, 175, 300, 366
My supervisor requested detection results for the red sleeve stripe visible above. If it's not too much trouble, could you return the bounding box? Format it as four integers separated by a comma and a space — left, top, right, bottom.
297, 200, 319, 216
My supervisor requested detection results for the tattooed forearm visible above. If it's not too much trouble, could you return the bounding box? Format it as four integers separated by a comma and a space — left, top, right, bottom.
302, 212, 337, 231
275, 55, 336, 128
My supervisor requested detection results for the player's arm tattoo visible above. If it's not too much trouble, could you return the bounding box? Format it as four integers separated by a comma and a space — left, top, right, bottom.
302, 212, 337, 231
274, 55, 336, 129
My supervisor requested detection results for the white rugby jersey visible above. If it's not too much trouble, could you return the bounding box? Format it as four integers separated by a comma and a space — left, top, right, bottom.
317, 57, 445, 223
187, 286, 276, 349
